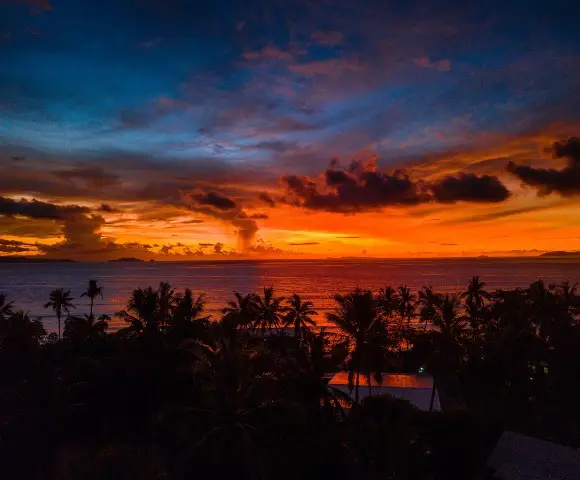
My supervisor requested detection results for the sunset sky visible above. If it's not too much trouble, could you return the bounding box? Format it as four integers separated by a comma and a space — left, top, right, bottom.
1, 0, 580, 260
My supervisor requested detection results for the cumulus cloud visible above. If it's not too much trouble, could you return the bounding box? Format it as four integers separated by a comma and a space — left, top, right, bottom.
191, 191, 237, 210
259, 192, 276, 206
431, 173, 511, 203
183, 191, 261, 249
0, 196, 89, 219
508, 137, 580, 196
281, 158, 427, 212
281, 158, 511, 212
288, 242, 320, 246
0, 238, 36, 254
413, 57, 452, 72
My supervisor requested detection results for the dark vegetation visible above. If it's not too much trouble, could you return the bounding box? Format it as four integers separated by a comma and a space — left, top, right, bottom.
1, 277, 579, 479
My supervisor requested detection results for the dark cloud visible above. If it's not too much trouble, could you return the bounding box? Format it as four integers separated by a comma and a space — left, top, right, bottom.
248, 213, 269, 220
0, 238, 36, 254
282, 159, 428, 213
443, 204, 558, 225
199, 243, 214, 248
191, 191, 237, 210
0, 196, 89, 220
282, 158, 512, 212
99, 203, 119, 213
431, 173, 511, 203
508, 137, 580, 196
259, 192, 276, 206
288, 242, 320, 246
183, 191, 259, 249
55, 166, 120, 189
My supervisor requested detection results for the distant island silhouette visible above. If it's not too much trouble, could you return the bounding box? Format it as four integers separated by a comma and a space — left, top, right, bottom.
108, 257, 145, 262
0, 257, 75, 263
540, 251, 580, 257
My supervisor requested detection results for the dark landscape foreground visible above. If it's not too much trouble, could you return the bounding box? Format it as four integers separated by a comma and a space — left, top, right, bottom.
1, 277, 579, 479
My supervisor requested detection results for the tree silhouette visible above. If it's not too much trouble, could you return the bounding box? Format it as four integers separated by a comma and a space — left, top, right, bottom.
0, 310, 46, 355
0, 293, 14, 320
431, 293, 466, 369
461, 276, 489, 337
253, 287, 286, 335
171, 288, 206, 324
284, 294, 317, 341
376, 286, 397, 331
116, 286, 159, 335
44, 288, 75, 339
80, 280, 103, 317
418, 286, 441, 332
222, 292, 258, 332
327, 289, 386, 402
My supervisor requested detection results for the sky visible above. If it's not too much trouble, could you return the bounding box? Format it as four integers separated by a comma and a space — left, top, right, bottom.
1, 0, 580, 260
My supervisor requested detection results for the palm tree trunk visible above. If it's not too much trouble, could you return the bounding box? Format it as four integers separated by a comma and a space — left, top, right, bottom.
90, 297, 94, 317
57, 312, 61, 339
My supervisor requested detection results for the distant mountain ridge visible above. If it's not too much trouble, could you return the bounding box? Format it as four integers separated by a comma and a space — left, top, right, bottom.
540, 251, 580, 257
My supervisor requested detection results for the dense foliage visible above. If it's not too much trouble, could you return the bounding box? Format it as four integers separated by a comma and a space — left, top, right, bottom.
1, 277, 579, 479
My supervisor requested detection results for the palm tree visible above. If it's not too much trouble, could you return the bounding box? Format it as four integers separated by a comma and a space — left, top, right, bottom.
376, 286, 398, 330
222, 292, 258, 331
327, 289, 385, 403
156, 281, 175, 327
418, 286, 441, 332
554, 280, 579, 312
81, 279, 103, 317
64, 313, 109, 342
116, 286, 159, 335
396, 285, 415, 349
253, 287, 286, 335
397, 285, 415, 324
0, 293, 14, 320
172, 288, 206, 324
44, 288, 75, 339
0, 310, 46, 354
284, 294, 317, 341
186, 334, 277, 476
462, 276, 490, 336
432, 293, 467, 368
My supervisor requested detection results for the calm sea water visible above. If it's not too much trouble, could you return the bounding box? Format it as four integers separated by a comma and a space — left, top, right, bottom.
1, 258, 579, 332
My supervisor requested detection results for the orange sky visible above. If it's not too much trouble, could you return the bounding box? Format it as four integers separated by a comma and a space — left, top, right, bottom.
2, 127, 580, 261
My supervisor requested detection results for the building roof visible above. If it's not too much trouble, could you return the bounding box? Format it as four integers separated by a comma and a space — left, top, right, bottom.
328, 372, 434, 389
487, 431, 580, 480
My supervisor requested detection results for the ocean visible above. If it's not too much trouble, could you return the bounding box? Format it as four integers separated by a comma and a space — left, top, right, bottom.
1, 258, 579, 332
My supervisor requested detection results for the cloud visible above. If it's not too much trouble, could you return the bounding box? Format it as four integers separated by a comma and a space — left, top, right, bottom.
0, 196, 89, 219
288, 58, 362, 77
413, 57, 452, 72
139, 37, 162, 48
281, 158, 428, 213
281, 158, 512, 213
431, 173, 511, 203
191, 191, 237, 210
55, 166, 120, 189
0, 238, 36, 254
99, 203, 118, 213
288, 242, 320, 246
259, 192, 276, 206
508, 137, 580, 196
183, 191, 259, 249
311, 31, 344, 46
243, 46, 294, 62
